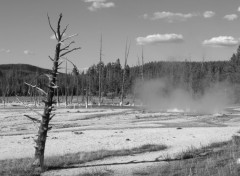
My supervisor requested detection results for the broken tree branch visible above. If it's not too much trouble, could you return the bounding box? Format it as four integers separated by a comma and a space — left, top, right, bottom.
49, 114, 56, 121
125, 40, 131, 61
57, 13, 63, 41
24, 114, 41, 123
61, 24, 69, 38
61, 34, 78, 43
49, 56, 54, 62
61, 57, 77, 68
60, 47, 81, 57
24, 82, 47, 96
60, 41, 75, 52
47, 13, 58, 40
16, 96, 43, 117
120, 39, 131, 106
58, 61, 63, 67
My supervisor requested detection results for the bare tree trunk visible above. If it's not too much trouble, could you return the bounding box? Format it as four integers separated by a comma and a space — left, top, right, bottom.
86, 88, 89, 109
34, 88, 37, 107
61, 86, 64, 104
63, 58, 80, 107
76, 77, 79, 105
141, 47, 144, 82
120, 40, 130, 106
30, 87, 33, 103
6, 88, 9, 105
65, 60, 68, 106
3, 93, 6, 108
86, 72, 90, 109
57, 87, 59, 107
71, 75, 75, 104
32, 14, 80, 171
98, 35, 102, 106
33, 43, 61, 170
120, 71, 125, 106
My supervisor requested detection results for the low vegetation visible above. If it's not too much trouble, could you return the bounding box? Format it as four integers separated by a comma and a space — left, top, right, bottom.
4, 136, 240, 176
134, 136, 240, 176
0, 144, 167, 176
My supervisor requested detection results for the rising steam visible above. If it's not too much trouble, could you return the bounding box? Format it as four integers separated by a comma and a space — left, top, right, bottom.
135, 79, 233, 114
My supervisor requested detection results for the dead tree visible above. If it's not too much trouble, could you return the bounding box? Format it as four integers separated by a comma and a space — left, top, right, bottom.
76, 70, 79, 105
141, 46, 144, 82
120, 40, 130, 106
22, 14, 80, 171
62, 57, 80, 106
85, 71, 90, 108
65, 60, 68, 106
98, 34, 103, 106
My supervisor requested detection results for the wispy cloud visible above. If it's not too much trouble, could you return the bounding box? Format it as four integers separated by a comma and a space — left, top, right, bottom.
223, 14, 238, 21
203, 11, 215, 18
136, 34, 184, 45
83, 0, 115, 11
50, 33, 66, 40
24, 50, 35, 55
0, 48, 11, 53
143, 13, 148, 19
50, 34, 57, 40
202, 36, 239, 47
143, 11, 198, 22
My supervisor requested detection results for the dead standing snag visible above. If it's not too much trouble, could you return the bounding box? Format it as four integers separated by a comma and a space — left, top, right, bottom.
24, 13, 81, 171
120, 39, 130, 106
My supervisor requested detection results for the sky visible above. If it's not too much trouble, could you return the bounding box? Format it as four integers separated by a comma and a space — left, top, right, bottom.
1, 0, 240, 71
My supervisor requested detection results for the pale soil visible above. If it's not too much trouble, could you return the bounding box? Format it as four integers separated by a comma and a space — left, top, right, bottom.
1, 103, 240, 175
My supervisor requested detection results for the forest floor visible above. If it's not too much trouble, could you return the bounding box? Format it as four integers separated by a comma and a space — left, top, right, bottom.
1, 103, 240, 175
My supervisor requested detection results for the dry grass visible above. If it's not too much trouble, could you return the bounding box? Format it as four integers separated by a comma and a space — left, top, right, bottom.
77, 167, 113, 176
0, 158, 36, 176
134, 136, 240, 176
3, 136, 240, 176
0, 144, 167, 176
46, 144, 167, 169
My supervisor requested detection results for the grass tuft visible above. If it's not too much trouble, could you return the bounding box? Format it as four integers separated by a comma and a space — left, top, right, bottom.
137, 137, 240, 176
0, 144, 167, 176
46, 144, 167, 169
0, 158, 38, 176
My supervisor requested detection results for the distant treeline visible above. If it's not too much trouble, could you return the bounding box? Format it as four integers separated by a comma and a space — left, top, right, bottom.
1, 46, 240, 102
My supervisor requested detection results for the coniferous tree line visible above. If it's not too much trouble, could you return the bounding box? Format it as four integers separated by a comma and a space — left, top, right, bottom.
1, 46, 240, 103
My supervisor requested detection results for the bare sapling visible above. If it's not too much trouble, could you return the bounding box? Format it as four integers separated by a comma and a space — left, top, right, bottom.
98, 34, 103, 106
86, 71, 90, 108
19, 13, 80, 172
120, 39, 130, 106
65, 60, 68, 106
141, 46, 144, 82
62, 57, 80, 107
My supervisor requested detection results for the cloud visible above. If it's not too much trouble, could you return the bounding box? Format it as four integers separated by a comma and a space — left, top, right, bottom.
202, 36, 239, 47
143, 13, 148, 19
50, 34, 57, 40
223, 14, 238, 21
238, 6, 240, 12
136, 34, 184, 45
24, 50, 35, 55
83, 0, 115, 11
144, 11, 198, 22
0, 48, 11, 53
50, 33, 66, 40
203, 11, 215, 18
